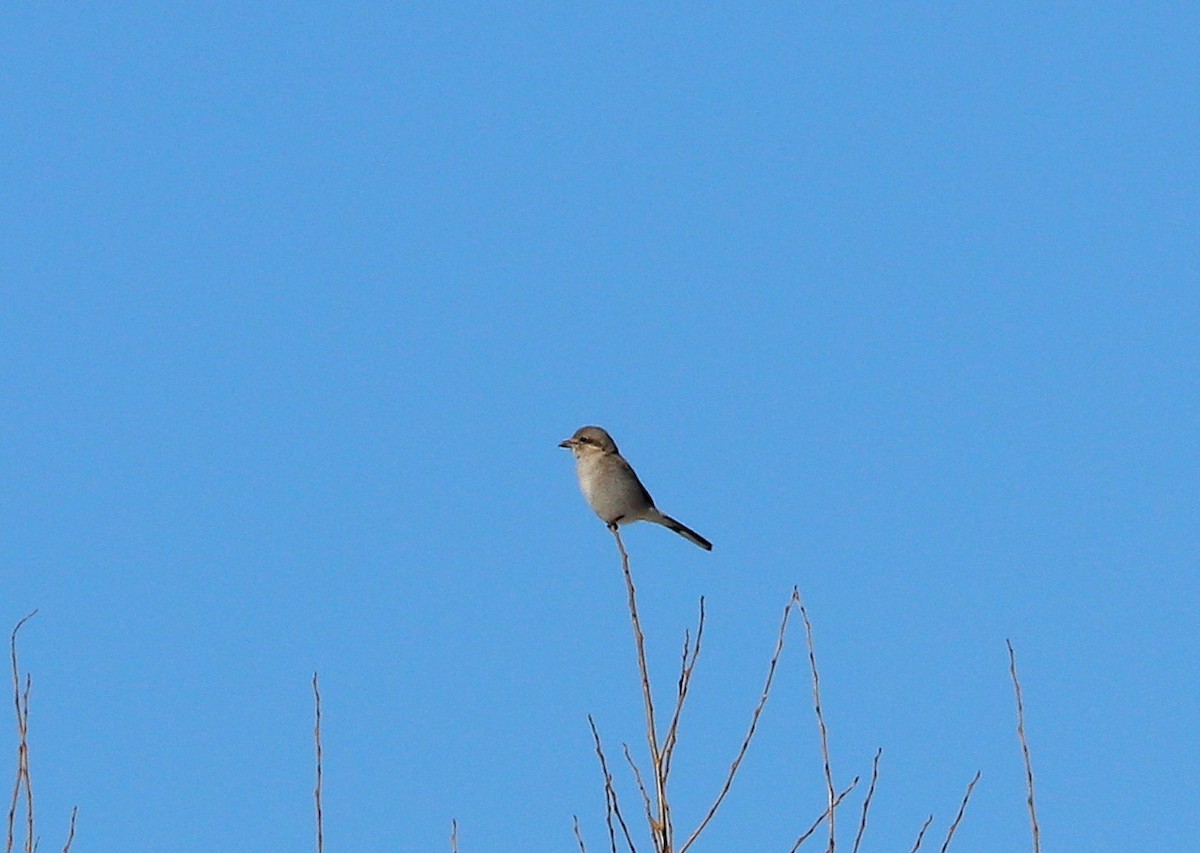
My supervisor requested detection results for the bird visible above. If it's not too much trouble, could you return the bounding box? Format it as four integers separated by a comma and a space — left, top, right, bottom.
559, 425, 712, 550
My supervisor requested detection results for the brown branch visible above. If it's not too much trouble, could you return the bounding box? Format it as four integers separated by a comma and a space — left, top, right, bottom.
851, 749, 882, 853
1007, 641, 1040, 853
573, 815, 588, 853
678, 589, 799, 853
788, 777, 860, 852
19, 674, 30, 853
588, 716, 637, 853
798, 592, 836, 853
312, 673, 324, 853
6, 615, 72, 853
8, 612, 37, 853
908, 815, 934, 853
60, 806, 77, 853
938, 771, 981, 852
5, 754, 16, 853
622, 744, 654, 833
611, 527, 668, 851
661, 598, 705, 780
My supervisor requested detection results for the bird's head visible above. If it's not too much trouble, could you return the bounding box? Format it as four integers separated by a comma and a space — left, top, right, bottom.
558, 425, 618, 456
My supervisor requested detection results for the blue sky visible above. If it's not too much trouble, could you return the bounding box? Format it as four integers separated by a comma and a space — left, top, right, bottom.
3, 3, 1197, 851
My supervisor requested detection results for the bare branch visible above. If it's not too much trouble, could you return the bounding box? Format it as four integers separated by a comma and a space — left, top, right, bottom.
622, 744, 654, 832
661, 598, 705, 780
788, 777, 860, 852
19, 675, 30, 853
908, 815, 934, 853
60, 807, 77, 853
611, 527, 668, 851
588, 716, 637, 853
678, 589, 798, 853
573, 815, 588, 853
5, 752, 15, 853
1007, 641, 1040, 853
798, 592, 836, 853
851, 749, 882, 853
5, 616, 75, 853
938, 772, 981, 852
8, 611, 37, 853
450, 818, 458, 853
312, 673, 324, 853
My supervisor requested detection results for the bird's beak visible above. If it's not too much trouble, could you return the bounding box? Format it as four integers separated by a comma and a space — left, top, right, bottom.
559, 438, 575, 449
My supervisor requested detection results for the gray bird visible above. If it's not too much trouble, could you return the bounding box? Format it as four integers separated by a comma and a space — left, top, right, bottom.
559, 425, 712, 550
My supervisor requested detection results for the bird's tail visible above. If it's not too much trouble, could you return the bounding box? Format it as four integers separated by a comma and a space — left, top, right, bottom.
654, 511, 713, 551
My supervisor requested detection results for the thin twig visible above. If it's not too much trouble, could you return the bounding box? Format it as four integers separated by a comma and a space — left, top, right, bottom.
938, 771, 981, 852
611, 527, 668, 851
588, 718, 623, 853
312, 673, 324, 853
19, 674, 30, 853
588, 716, 637, 853
908, 815, 934, 853
798, 592, 836, 853
450, 818, 458, 853
622, 744, 654, 832
678, 589, 799, 853
573, 815, 588, 853
788, 777, 860, 852
8, 612, 37, 853
1007, 640, 1040, 853
661, 598, 705, 780
5, 754, 16, 853
851, 749, 882, 853
60, 806, 77, 853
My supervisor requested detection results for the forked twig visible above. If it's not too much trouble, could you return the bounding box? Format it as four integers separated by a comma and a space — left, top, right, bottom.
678, 589, 799, 853
789, 777, 860, 852
908, 815, 934, 853
798, 592, 837, 853
8, 611, 37, 853
588, 716, 637, 853
312, 673, 324, 853
851, 749, 882, 853
938, 771, 981, 852
1007, 640, 1040, 853
7, 615, 74, 853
